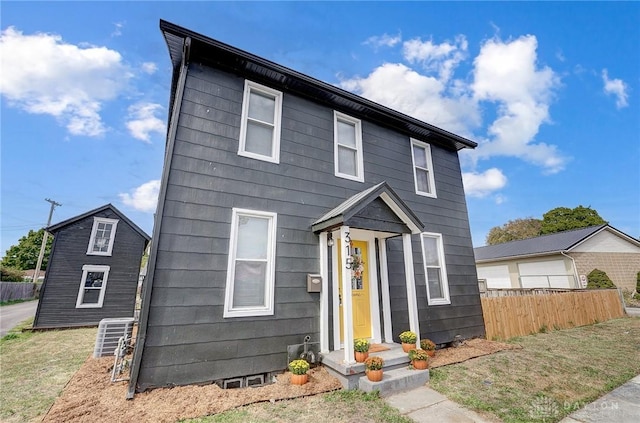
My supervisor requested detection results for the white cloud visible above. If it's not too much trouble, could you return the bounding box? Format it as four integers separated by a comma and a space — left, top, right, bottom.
125, 102, 166, 143
339, 62, 479, 137
462, 168, 507, 197
119, 180, 160, 213
112, 22, 124, 37
141, 62, 158, 75
0, 27, 132, 137
364, 33, 402, 49
602, 69, 629, 109
340, 33, 568, 180
402, 35, 467, 80
470, 35, 566, 173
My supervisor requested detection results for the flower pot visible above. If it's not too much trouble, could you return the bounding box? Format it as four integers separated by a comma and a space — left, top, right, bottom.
401, 342, 414, 353
290, 373, 308, 385
355, 351, 369, 363
412, 359, 428, 370
366, 369, 383, 382
426, 349, 435, 358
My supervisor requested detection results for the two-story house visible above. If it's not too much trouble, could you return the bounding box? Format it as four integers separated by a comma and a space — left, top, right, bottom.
33, 204, 150, 329
127, 20, 485, 396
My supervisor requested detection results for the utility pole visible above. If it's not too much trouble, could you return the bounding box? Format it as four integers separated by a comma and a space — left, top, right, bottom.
32, 198, 62, 283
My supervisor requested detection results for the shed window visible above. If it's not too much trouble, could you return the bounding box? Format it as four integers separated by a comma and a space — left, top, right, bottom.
87, 217, 118, 256
334, 111, 364, 182
76, 265, 110, 308
411, 139, 436, 197
224, 208, 277, 318
238, 80, 282, 164
421, 232, 450, 305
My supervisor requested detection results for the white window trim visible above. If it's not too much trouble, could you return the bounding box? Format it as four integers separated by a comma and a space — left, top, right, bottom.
333, 111, 364, 182
411, 139, 437, 198
224, 208, 277, 318
86, 217, 119, 256
75, 265, 110, 308
421, 232, 450, 305
238, 80, 283, 164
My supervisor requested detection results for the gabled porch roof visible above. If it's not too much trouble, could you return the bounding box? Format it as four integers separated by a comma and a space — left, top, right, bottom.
311, 182, 424, 235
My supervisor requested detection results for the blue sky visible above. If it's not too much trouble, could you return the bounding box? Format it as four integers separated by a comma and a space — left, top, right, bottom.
1, 1, 639, 256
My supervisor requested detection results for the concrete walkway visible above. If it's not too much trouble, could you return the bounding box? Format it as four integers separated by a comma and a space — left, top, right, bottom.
385, 375, 640, 423
385, 385, 499, 422
560, 375, 640, 423
625, 307, 640, 317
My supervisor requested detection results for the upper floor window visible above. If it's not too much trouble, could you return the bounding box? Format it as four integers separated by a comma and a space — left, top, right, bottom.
76, 265, 110, 308
238, 80, 282, 164
87, 217, 118, 256
334, 111, 364, 182
411, 139, 436, 197
224, 208, 277, 318
421, 232, 450, 305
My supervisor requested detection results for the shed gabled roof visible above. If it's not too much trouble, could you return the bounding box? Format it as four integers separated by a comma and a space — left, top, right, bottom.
47, 203, 151, 241
312, 181, 424, 235
159, 19, 477, 152
473, 224, 640, 262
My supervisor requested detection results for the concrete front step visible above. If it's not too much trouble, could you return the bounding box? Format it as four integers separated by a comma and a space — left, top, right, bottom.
321, 342, 431, 395
359, 366, 430, 396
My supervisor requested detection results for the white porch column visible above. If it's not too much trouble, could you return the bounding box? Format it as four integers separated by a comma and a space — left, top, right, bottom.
340, 225, 355, 364
378, 238, 393, 343
402, 233, 420, 348
319, 232, 329, 353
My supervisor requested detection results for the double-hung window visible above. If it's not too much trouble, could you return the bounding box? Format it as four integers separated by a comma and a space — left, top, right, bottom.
87, 217, 118, 256
238, 80, 283, 163
334, 111, 364, 182
76, 265, 110, 308
224, 208, 277, 318
411, 139, 436, 197
421, 232, 450, 305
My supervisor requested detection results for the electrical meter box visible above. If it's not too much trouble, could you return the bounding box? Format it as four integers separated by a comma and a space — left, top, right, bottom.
307, 274, 322, 292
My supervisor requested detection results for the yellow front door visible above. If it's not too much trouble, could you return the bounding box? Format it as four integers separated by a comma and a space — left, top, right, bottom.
338, 240, 372, 341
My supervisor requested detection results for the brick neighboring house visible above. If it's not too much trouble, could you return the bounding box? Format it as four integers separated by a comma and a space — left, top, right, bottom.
474, 225, 640, 292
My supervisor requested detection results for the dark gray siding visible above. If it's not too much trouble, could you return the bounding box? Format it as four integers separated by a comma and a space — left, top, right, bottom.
137, 61, 483, 389
33, 209, 146, 328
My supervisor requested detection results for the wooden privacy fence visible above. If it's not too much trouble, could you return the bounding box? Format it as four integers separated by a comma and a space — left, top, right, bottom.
0, 282, 37, 302
481, 289, 625, 340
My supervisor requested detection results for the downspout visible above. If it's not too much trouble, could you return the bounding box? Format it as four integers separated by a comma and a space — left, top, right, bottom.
560, 250, 579, 289
126, 36, 191, 399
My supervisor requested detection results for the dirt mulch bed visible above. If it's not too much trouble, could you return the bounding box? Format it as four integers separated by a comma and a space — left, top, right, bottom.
42, 359, 342, 423
430, 338, 521, 368
42, 339, 515, 422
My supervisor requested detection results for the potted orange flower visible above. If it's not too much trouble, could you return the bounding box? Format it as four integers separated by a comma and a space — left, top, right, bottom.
408, 348, 429, 370
364, 356, 384, 382
420, 338, 436, 357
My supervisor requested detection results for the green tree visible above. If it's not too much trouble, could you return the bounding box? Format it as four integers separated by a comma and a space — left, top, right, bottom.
586, 269, 616, 289
540, 206, 607, 235
486, 218, 543, 245
1, 229, 53, 270
0, 266, 25, 282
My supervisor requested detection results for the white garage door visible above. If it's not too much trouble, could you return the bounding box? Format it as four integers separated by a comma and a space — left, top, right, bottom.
518, 260, 573, 288
477, 265, 511, 288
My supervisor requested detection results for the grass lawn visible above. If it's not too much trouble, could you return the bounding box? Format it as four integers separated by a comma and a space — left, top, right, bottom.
184, 390, 413, 423
0, 319, 97, 423
430, 317, 640, 423
1, 316, 638, 423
